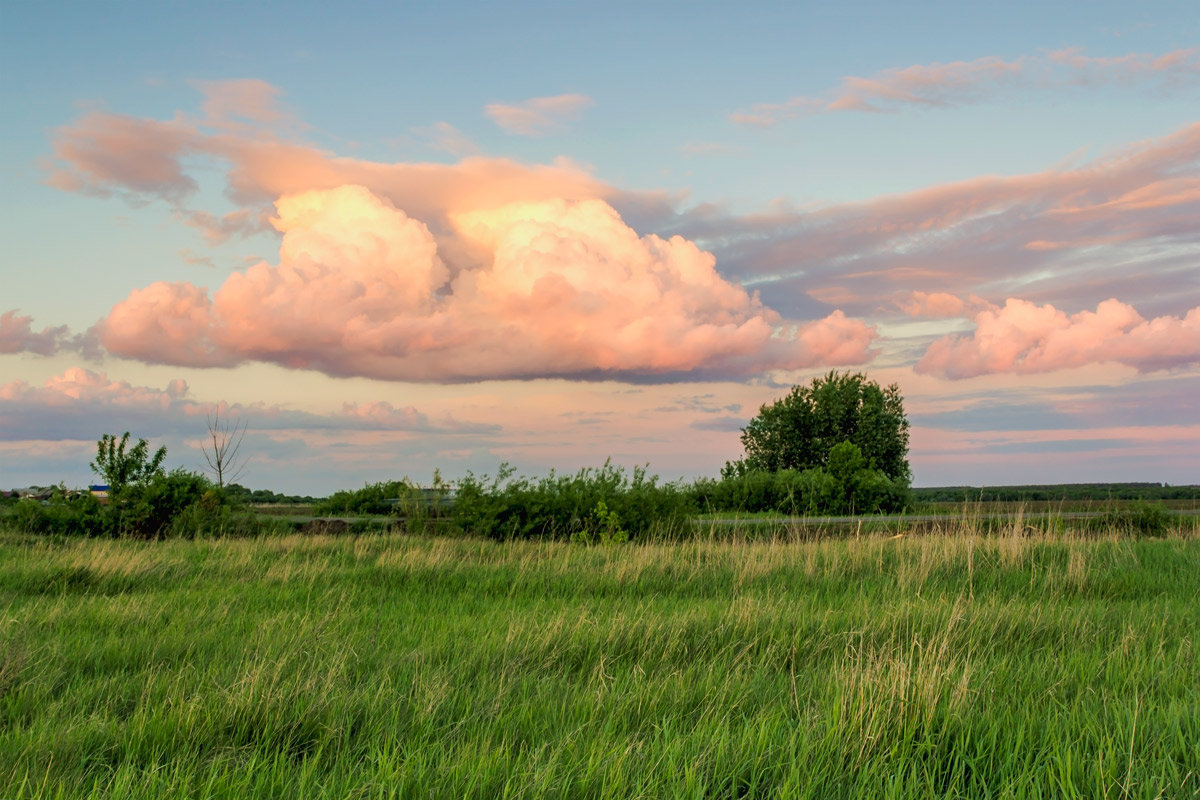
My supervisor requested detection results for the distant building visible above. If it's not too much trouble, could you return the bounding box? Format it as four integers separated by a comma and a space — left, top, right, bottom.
89, 485, 110, 503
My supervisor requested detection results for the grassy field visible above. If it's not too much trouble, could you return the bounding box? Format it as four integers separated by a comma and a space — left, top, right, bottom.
1, 520, 1198, 798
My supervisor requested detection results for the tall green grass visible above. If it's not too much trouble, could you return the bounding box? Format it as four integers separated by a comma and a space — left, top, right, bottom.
1, 519, 1197, 798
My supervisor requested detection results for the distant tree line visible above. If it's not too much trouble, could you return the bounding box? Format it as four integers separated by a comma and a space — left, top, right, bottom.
913, 483, 1199, 503
5, 371, 1189, 541
222, 484, 319, 505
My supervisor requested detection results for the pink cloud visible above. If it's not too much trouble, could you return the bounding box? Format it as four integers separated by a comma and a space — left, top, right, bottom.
915, 298, 1200, 378
0, 366, 191, 414
46, 84, 608, 250
191, 78, 294, 130
44, 89, 874, 382
98, 186, 876, 382
896, 291, 992, 319
0, 367, 497, 441
676, 119, 1200, 320
0, 309, 98, 358
484, 93, 593, 136
828, 56, 1023, 113
733, 47, 1200, 125
1, 310, 69, 356
1047, 47, 1200, 86
46, 111, 199, 201
412, 121, 482, 157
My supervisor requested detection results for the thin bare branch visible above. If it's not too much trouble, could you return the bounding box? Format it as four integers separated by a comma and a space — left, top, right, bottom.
201, 408, 248, 487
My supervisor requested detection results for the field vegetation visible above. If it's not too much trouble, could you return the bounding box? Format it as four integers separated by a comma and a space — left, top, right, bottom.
0, 515, 1197, 798
2, 384, 1197, 796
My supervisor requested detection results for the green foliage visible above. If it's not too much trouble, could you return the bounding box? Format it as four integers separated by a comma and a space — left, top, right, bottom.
1, 533, 1198, 797
736, 370, 911, 483
89, 432, 167, 496
721, 371, 911, 516
1097, 501, 1172, 537
223, 484, 318, 505
453, 461, 693, 540
695, 441, 908, 516
167, 500, 281, 539
110, 469, 216, 539
314, 480, 412, 516
312, 474, 455, 523
9, 489, 107, 537
572, 500, 630, 545
913, 483, 1200, 503
9, 439, 266, 538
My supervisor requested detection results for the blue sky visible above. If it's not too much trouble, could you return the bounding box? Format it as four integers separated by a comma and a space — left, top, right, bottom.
2, 1, 1199, 492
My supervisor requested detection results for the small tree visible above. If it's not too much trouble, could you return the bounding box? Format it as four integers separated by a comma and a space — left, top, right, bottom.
200, 408, 247, 488
736, 371, 911, 483
90, 432, 167, 496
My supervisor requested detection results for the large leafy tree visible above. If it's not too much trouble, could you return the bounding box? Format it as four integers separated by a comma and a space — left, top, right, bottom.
736, 371, 911, 482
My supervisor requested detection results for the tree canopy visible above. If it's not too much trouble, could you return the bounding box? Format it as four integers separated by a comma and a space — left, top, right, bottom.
735, 371, 911, 483
90, 432, 167, 495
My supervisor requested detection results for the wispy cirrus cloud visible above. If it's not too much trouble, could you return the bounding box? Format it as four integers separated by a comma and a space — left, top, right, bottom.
411, 121, 482, 157
732, 47, 1200, 125
663, 120, 1200, 322
484, 93, 593, 136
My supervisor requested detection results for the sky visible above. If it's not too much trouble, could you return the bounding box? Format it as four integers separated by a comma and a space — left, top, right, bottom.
2, 0, 1199, 494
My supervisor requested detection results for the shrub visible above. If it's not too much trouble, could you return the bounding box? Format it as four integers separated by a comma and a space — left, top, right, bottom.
314, 480, 411, 516
108, 469, 215, 539
9, 491, 107, 537
690, 455, 908, 517
167, 502, 277, 538
1099, 501, 1172, 537
453, 462, 693, 541
7, 471, 266, 540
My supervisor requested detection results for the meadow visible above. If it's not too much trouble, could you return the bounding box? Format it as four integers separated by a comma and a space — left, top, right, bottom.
1, 517, 1198, 798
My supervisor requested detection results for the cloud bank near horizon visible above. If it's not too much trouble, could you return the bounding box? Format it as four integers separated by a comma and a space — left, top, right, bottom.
0, 367, 498, 443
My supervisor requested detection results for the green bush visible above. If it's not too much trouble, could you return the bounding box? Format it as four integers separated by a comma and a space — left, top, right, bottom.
6, 471, 270, 540
691, 447, 908, 517
110, 469, 213, 539
453, 462, 693, 541
167, 501, 280, 538
8, 491, 107, 537
1098, 501, 1172, 537
314, 480, 411, 516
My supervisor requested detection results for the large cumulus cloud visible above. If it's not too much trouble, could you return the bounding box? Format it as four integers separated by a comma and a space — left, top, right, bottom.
98, 185, 877, 382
